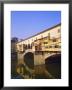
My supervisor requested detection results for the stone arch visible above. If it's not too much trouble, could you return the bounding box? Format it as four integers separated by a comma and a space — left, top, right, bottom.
23, 49, 33, 56
24, 52, 34, 69
45, 54, 61, 78
44, 53, 56, 60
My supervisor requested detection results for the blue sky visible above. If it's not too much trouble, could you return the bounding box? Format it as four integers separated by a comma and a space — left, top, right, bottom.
11, 11, 61, 39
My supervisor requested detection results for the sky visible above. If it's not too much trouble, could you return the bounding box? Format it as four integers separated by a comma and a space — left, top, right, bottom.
11, 11, 61, 40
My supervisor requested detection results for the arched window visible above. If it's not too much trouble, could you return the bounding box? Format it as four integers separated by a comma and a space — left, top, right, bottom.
25, 44, 27, 49
28, 44, 30, 49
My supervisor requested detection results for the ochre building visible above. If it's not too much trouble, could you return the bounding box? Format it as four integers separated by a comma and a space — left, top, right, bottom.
16, 23, 61, 53
15, 23, 61, 79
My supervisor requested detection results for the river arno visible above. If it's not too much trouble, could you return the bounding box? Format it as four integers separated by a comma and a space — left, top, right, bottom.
12, 63, 61, 79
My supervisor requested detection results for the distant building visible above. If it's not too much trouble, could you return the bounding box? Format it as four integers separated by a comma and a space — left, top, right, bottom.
11, 37, 18, 53
11, 37, 18, 78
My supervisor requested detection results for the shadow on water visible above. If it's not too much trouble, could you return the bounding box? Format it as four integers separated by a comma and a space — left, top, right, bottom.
45, 54, 61, 79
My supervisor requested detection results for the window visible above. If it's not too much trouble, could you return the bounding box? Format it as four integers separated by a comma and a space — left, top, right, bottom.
55, 45, 58, 48
31, 44, 32, 49
44, 37, 48, 40
28, 44, 30, 49
58, 29, 60, 33
55, 45, 61, 48
49, 46, 52, 48
25, 44, 27, 49
45, 46, 48, 48
48, 33, 50, 39
44, 42, 48, 44
53, 39, 56, 42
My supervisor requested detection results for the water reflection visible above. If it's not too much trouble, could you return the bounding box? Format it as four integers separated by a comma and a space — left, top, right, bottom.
12, 63, 61, 79
11, 54, 61, 79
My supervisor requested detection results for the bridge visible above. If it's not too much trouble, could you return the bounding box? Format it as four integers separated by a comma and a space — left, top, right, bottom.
17, 48, 60, 66
16, 48, 61, 79
15, 23, 61, 79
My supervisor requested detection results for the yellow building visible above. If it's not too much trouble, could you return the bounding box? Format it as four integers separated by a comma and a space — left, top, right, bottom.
16, 23, 61, 78
16, 23, 61, 53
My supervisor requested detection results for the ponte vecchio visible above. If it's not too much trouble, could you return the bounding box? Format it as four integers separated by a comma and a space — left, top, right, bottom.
12, 23, 61, 79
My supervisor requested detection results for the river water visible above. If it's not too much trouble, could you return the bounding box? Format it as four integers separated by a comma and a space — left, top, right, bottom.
11, 53, 61, 79
11, 63, 61, 79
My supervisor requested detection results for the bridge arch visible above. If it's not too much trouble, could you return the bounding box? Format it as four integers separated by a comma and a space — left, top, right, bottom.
23, 49, 34, 69
45, 54, 61, 78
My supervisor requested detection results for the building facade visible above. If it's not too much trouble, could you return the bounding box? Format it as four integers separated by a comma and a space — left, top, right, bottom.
16, 23, 61, 53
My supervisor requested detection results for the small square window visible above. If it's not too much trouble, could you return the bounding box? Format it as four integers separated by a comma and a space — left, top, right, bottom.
58, 29, 60, 33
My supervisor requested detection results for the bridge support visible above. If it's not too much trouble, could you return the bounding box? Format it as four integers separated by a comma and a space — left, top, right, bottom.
34, 52, 45, 65
17, 52, 24, 65
17, 51, 60, 68
17, 51, 45, 68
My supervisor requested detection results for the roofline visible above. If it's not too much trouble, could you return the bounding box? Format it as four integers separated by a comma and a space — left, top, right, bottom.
18, 23, 61, 43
